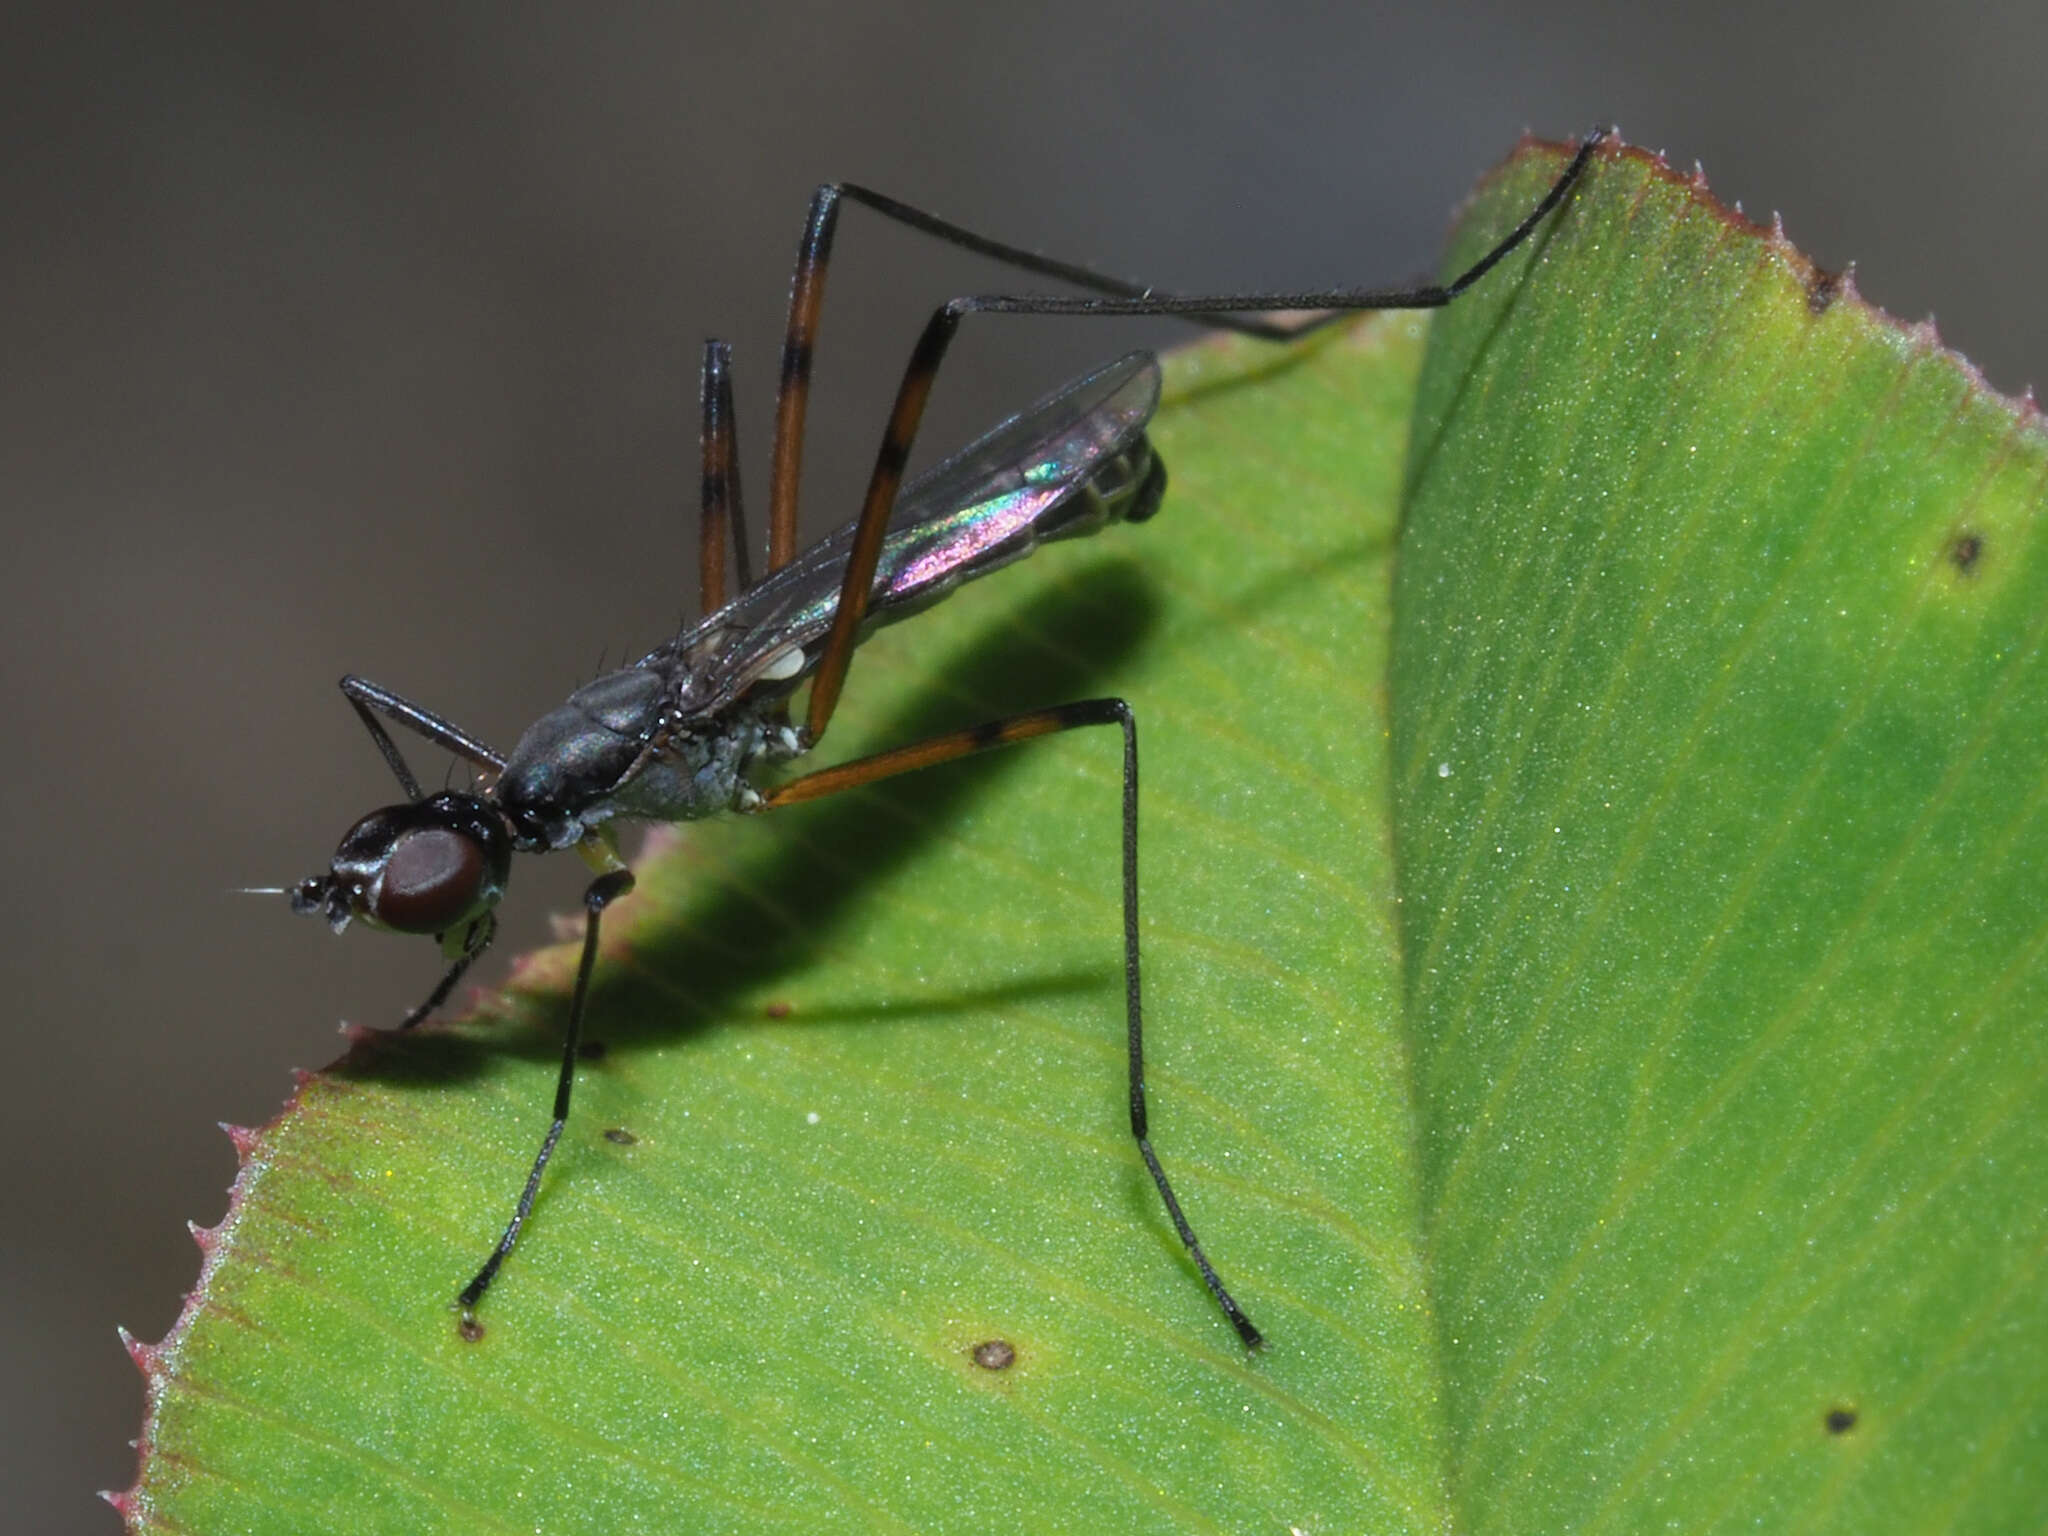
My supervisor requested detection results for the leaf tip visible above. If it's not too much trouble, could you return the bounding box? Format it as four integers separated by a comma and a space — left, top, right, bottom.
117, 1325, 164, 1381
1909, 312, 1946, 351
219, 1121, 260, 1161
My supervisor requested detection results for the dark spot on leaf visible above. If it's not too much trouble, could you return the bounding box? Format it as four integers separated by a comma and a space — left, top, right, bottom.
1807, 268, 1843, 315
603, 1127, 638, 1146
1949, 531, 1983, 574
458, 1314, 485, 1344
1824, 1406, 1858, 1434
577, 1039, 608, 1060
971, 1339, 1016, 1371
765, 1000, 794, 1019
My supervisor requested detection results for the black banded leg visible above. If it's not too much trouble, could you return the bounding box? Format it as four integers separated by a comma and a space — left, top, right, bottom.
456, 868, 635, 1327
766, 187, 837, 574
794, 130, 1607, 750
761, 128, 1606, 590
759, 699, 1264, 1347
340, 675, 508, 797
827, 182, 1429, 342
762, 181, 1298, 576
698, 340, 752, 614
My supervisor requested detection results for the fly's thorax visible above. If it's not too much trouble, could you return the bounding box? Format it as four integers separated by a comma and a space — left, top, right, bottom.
493, 662, 799, 844
494, 668, 670, 846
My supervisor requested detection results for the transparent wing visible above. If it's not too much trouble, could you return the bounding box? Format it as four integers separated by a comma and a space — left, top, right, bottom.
652, 349, 1163, 717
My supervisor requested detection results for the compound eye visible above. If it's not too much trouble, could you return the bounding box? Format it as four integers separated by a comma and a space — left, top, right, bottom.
372, 827, 492, 935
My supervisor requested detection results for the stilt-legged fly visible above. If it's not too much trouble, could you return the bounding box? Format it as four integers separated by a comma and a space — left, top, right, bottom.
286, 129, 1606, 1347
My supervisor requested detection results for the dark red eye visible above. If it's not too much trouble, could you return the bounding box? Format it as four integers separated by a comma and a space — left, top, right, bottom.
373, 827, 490, 934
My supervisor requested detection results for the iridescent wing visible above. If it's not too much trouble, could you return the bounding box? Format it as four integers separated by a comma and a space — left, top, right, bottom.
652, 349, 1164, 718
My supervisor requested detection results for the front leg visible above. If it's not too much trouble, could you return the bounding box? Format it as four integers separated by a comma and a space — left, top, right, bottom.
340, 675, 508, 799
455, 868, 636, 1328
399, 912, 497, 1029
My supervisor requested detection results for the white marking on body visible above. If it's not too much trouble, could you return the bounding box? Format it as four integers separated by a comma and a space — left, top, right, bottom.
755, 645, 806, 683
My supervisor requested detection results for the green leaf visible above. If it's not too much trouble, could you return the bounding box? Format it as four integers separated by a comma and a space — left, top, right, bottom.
1401, 148, 2048, 1533
120, 141, 2048, 1533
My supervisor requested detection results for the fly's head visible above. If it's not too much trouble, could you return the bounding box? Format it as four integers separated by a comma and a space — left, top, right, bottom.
292, 791, 515, 944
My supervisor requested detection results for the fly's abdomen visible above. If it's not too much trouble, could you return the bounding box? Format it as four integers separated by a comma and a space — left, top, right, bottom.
1088, 432, 1167, 525
864, 431, 1166, 629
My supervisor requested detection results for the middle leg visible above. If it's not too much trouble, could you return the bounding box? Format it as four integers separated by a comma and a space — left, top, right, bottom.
758, 697, 1266, 1347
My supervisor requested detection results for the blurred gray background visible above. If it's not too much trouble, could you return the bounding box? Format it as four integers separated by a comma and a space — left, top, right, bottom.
7, 1, 2042, 1527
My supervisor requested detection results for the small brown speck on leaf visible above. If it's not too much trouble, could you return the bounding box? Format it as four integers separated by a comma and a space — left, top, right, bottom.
971, 1339, 1017, 1371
